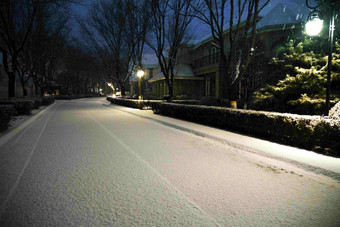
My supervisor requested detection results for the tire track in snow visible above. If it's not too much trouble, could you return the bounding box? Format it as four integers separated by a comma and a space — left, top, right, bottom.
86, 111, 222, 227
0, 104, 59, 218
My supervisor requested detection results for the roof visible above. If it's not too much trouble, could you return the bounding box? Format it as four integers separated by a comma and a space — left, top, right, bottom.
192, 0, 310, 49
149, 64, 200, 82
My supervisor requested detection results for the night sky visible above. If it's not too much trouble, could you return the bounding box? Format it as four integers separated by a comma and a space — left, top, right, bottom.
69, 0, 314, 52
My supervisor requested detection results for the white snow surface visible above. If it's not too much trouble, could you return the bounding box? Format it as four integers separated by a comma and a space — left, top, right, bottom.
0, 98, 339, 226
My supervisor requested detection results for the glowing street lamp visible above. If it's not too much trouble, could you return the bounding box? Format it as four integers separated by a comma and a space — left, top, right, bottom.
305, 0, 335, 116
137, 70, 144, 100
305, 15, 323, 36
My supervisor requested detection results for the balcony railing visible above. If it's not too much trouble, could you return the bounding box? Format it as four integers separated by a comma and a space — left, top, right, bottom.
194, 52, 220, 69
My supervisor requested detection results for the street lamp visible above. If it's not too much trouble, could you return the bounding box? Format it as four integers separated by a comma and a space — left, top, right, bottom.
137, 69, 144, 100
305, 14, 323, 36
305, 0, 335, 116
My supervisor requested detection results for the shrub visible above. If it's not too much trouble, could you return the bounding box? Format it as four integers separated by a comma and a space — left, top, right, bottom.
329, 101, 340, 120
200, 96, 221, 106
14, 100, 35, 115
0, 100, 35, 115
25, 98, 42, 109
109, 98, 161, 109
41, 96, 55, 105
151, 102, 340, 156
0, 104, 17, 116
0, 114, 10, 132
33, 98, 42, 109
173, 100, 200, 105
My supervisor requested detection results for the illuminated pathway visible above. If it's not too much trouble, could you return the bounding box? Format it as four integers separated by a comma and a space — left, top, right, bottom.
0, 98, 339, 226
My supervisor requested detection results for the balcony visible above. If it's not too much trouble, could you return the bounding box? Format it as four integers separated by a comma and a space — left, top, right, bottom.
193, 52, 220, 69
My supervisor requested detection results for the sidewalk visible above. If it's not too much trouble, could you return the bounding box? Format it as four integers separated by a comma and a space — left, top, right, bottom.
103, 101, 340, 177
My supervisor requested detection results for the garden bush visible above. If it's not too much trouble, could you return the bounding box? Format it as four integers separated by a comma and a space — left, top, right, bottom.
41, 96, 55, 105
200, 96, 221, 106
108, 97, 160, 109
0, 114, 10, 132
0, 100, 35, 115
329, 101, 340, 120
151, 102, 340, 157
0, 104, 17, 116
55, 94, 104, 100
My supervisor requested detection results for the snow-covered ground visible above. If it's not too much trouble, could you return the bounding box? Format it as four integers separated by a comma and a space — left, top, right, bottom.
0, 98, 339, 226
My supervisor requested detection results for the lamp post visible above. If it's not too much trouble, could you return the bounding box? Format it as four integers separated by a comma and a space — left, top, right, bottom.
305, 0, 335, 116
137, 69, 144, 100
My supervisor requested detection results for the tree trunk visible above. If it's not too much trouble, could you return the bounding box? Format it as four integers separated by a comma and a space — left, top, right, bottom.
34, 81, 40, 97
168, 84, 173, 100
8, 72, 16, 99
121, 85, 126, 96
21, 81, 28, 97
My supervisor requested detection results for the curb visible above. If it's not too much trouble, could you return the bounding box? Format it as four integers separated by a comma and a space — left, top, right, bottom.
0, 102, 56, 148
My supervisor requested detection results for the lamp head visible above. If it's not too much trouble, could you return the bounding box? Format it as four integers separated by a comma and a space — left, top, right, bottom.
137, 70, 144, 78
305, 14, 323, 36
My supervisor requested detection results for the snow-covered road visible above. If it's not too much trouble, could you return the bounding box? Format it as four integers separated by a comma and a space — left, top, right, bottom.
0, 98, 339, 226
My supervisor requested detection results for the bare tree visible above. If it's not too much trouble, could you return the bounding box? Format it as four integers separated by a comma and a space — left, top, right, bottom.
146, 0, 195, 100
78, 0, 150, 96
191, 0, 270, 102
0, 0, 79, 98
18, 4, 70, 96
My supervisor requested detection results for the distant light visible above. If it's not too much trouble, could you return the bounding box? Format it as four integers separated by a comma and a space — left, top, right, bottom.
137, 70, 144, 78
305, 17, 323, 36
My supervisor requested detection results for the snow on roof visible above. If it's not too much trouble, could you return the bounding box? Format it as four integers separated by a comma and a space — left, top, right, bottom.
151, 64, 195, 81
192, 0, 311, 48
256, 2, 309, 29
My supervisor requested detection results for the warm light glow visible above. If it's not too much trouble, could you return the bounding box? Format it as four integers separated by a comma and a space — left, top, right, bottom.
305, 18, 323, 36
137, 70, 144, 78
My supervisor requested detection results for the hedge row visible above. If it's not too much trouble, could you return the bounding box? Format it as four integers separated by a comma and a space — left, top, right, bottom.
106, 97, 201, 109
151, 102, 340, 157
0, 96, 55, 132
55, 94, 104, 100
107, 97, 161, 109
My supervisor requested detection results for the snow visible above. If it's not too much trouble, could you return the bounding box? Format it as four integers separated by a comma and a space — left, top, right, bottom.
0, 98, 339, 226
329, 101, 340, 120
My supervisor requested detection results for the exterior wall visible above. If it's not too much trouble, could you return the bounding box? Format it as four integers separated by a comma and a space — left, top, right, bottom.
149, 78, 204, 99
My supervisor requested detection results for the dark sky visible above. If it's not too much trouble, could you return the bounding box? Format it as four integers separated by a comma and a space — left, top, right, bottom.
69, 0, 313, 52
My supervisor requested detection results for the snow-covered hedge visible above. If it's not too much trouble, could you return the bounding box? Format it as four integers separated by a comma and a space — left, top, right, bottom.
41, 96, 55, 105
151, 102, 340, 157
0, 100, 35, 115
0, 104, 17, 116
55, 94, 103, 100
0, 114, 10, 132
107, 97, 200, 109
107, 97, 161, 109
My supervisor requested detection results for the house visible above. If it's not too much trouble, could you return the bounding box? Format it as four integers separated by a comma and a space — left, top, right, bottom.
131, 1, 310, 103
190, 2, 308, 104
147, 63, 204, 99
